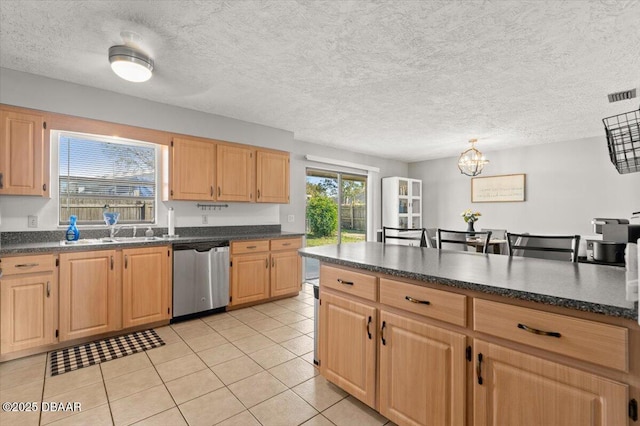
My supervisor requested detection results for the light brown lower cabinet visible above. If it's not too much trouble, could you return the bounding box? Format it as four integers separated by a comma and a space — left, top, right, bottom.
230, 237, 302, 306
320, 291, 377, 408
231, 252, 270, 305
317, 263, 635, 426
0, 255, 57, 354
473, 339, 628, 426
122, 246, 171, 328
379, 310, 466, 426
270, 249, 301, 297
59, 250, 120, 341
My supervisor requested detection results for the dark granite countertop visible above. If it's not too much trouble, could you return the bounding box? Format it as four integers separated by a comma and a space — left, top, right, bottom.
0, 226, 304, 255
299, 242, 638, 320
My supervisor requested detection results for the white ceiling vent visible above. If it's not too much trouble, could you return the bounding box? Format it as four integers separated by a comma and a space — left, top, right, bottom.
607, 88, 637, 103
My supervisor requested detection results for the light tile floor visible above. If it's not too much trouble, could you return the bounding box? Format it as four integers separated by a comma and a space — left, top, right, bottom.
0, 284, 394, 426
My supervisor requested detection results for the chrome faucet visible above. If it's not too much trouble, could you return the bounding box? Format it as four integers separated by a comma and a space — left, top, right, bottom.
110, 224, 137, 238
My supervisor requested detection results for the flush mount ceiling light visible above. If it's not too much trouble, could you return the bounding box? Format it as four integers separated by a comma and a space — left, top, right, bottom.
108, 32, 153, 83
458, 138, 489, 176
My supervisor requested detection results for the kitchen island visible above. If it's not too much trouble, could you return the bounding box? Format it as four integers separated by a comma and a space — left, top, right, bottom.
299, 242, 639, 426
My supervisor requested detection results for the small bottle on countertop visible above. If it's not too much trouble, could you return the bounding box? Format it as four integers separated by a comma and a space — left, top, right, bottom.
66, 215, 80, 241
145, 227, 154, 237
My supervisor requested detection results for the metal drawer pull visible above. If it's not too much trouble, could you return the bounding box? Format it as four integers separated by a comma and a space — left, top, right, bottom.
282, 243, 291, 246
16, 263, 39, 268
405, 296, 430, 305
218, 187, 221, 196
337, 278, 354, 286
247, 245, 257, 249
517, 323, 561, 338
272, 258, 275, 267
210, 186, 214, 197
476, 353, 484, 385
265, 258, 269, 268
124, 255, 128, 268
110, 256, 114, 270
46, 281, 50, 297
366, 316, 372, 339
381, 320, 387, 345
257, 189, 261, 199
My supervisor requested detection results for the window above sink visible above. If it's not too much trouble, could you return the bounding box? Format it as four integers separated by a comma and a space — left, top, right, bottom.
55, 130, 159, 227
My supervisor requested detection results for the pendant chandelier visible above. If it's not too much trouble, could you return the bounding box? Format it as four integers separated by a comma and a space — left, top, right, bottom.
458, 138, 489, 176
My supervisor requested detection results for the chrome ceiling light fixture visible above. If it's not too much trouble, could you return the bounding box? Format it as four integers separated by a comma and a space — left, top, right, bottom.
457, 138, 489, 176
108, 31, 153, 83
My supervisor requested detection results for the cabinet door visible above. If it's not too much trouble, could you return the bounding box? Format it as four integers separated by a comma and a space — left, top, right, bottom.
217, 144, 254, 202
473, 339, 628, 426
270, 250, 300, 297
0, 272, 56, 354
0, 109, 46, 195
122, 247, 169, 328
230, 253, 269, 306
59, 250, 119, 341
320, 291, 377, 408
379, 310, 466, 426
256, 150, 289, 203
171, 137, 215, 200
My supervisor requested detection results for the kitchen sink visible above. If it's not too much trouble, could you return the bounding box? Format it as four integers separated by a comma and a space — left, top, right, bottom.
112, 236, 164, 242
60, 238, 116, 245
60, 236, 164, 246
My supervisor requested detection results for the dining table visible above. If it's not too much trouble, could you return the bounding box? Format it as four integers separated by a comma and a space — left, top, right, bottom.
466, 238, 507, 254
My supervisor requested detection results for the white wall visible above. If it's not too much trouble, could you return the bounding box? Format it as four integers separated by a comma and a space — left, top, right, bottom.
0, 68, 407, 234
408, 137, 640, 236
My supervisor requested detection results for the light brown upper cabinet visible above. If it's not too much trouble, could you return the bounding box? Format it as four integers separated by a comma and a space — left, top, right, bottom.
216, 144, 255, 202
0, 108, 48, 196
256, 149, 290, 203
171, 137, 216, 200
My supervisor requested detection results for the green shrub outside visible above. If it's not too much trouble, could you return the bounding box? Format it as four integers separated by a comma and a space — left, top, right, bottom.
307, 196, 338, 237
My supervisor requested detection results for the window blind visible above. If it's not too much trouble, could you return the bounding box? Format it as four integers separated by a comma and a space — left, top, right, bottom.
58, 133, 157, 225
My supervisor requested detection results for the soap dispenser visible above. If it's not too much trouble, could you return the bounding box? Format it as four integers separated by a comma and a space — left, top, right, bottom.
66, 215, 80, 241
145, 227, 154, 237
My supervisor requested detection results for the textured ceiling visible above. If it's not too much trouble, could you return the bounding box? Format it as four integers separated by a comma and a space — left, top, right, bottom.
1, 0, 639, 162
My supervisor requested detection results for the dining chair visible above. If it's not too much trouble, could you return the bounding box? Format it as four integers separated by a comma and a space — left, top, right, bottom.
425, 228, 437, 248
436, 229, 492, 253
506, 233, 581, 262
382, 227, 428, 247
481, 228, 507, 254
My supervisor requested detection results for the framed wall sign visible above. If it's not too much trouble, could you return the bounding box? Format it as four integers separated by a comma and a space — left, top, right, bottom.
471, 174, 526, 203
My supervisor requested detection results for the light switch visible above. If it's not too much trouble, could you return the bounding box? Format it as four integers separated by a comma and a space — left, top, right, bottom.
287, 215, 295, 223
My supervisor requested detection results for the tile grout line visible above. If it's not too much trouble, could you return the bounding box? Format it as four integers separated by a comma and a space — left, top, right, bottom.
143, 334, 190, 426
38, 353, 47, 426
97, 360, 116, 426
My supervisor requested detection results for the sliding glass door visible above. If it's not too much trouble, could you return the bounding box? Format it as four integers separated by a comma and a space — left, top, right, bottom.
305, 168, 367, 280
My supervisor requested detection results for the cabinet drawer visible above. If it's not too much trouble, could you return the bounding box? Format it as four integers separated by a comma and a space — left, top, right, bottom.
473, 298, 628, 371
380, 278, 466, 326
320, 264, 377, 301
1, 254, 56, 276
231, 240, 270, 255
270, 237, 301, 251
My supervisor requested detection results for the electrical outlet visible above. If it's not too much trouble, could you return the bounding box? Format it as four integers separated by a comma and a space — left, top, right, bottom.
202, 215, 208, 225
287, 214, 295, 223
28, 215, 38, 228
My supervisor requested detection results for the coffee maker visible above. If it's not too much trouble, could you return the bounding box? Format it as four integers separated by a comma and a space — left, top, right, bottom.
588, 218, 640, 265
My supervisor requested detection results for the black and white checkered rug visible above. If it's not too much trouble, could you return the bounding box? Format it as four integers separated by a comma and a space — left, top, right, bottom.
50, 329, 165, 376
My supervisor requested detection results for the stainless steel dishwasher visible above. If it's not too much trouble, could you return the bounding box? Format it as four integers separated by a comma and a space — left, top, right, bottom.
172, 240, 229, 322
